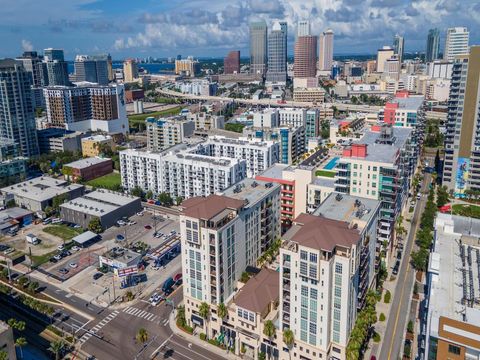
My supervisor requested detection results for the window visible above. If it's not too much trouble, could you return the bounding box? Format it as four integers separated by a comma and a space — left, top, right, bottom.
353, 164, 358, 169
300, 262, 308, 276
448, 344, 460, 355
309, 322, 317, 334
309, 253, 317, 263
333, 331, 340, 343
301, 286, 308, 297
300, 250, 308, 260
310, 288, 318, 300
309, 265, 317, 279
335, 263, 343, 274
373, 166, 377, 171
334, 286, 341, 297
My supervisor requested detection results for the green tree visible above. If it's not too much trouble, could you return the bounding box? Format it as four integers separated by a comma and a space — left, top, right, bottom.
125, 291, 134, 301
436, 186, 449, 208
240, 271, 250, 283
52, 193, 69, 212
175, 196, 183, 206
411, 248, 429, 271
258, 352, 266, 360
158, 192, 173, 206
0, 350, 8, 360
136, 328, 149, 344
27, 281, 39, 294
145, 190, 154, 200
176, 305, 186, 328
130, 186, 144, 199
217, 303, 227, 320
283, 328, 295, 359
48, 339, 65, 360
88, 217, 103, 234
263, 319, 276, 340
15, 337, 27, 359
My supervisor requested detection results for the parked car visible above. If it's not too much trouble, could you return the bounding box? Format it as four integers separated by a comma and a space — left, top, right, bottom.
162, 277, 175, 294
128, 221, 136, 226
49, 257, 58, 263
136, 212, 144, 216
93, 272, 103, 280
53, 254, 62, 261
392, 261, 400, 275
71, 246, 80, 252
116, 234, 125, 241
42, 217, 52, 225
51, 218, 63, 224
117, 220, 126, 226
69, 262, 78, 268
3, 247, 14, 255
58, 268, 69, 275
57, 244, 65, 251
26, 234, 39, 245
174, 273, 182, 285
144, 225, 152, 230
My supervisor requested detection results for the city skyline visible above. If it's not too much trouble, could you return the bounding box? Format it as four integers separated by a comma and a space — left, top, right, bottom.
1, 0, 479, 59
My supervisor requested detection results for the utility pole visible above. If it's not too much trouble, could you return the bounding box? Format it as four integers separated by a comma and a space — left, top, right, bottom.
112, 274, 116, 303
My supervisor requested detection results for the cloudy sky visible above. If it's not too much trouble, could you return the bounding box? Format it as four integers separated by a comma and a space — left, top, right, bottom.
1, 0, 479, 59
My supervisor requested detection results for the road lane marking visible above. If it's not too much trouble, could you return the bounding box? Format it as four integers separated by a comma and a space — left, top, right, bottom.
169, 338, 214, 360
150, 334, 173, 358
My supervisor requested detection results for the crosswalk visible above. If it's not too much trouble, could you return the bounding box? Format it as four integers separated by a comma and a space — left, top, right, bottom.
123, 306, 158, 322
78, 310, 119, 345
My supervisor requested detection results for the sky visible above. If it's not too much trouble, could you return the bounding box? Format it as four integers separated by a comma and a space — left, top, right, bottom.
1, 0, 479, 60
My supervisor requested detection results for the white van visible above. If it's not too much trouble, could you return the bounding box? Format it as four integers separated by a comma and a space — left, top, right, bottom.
26, 234, 39, 245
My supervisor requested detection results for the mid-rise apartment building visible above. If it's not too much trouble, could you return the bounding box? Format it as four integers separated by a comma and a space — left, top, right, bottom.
334, 125, 419, 250
37, 128, 88, 153
146, 116, 195, 151
175, 58, 200, 77
43, 83, 128, 134
379, 92, 425, 128
443, 46, 480, 195
180, 180, 281, 334
279, 198, 379, 360
188, 112, 225, 131
120, 146, 246, 199
292, 88, 325, 103
278, 108, 306, 128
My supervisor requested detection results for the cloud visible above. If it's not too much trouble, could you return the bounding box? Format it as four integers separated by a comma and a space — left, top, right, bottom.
21, 39, 33, 52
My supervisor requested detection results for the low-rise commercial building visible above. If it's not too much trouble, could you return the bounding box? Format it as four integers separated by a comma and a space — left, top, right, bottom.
62, 157, 113, 182
99, 247, 143, 270
146, 116, 195, 151
425, 213, 480, 360
81, 134, 114, 157
0, 176, 84, 212
60, 189, 141, 230
37, 128, 88, 153
293, 88, 325, 103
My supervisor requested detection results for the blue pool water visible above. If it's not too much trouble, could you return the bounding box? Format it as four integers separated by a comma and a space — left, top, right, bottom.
324, 157, 340, 170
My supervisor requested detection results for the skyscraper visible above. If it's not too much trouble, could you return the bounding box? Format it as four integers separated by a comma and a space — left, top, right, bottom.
442, 46, 480, 195
74, 55, 109, 85
266, 21, 287, 83
318, 29, 334, 71
224, 51, 240, 74
426, 28, 441, 62
43, 48, 69, 86
297, 20, 310, 37
249, 20, 268, 75
444, 27, 469, 61
393, 34, 405, 63
106, 54, 114, 81
123, 59, 138, 82
0, 59, 39, 157
294, 35, 318, 78
16, 51, 48, 87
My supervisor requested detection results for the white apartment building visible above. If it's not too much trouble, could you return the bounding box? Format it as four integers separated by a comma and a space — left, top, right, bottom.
120, 146, 246, 199
146, 116, 195, 151
279, 201, 379, 360
444, 27, 470, 61
253, 109, 279, 128
180, 181, 281, 332
427, 61, 453, 79
278, 108, 306, 128
194, 136, 279, 178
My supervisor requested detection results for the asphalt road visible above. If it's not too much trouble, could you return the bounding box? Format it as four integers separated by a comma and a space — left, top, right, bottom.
379, 173, 431, 360
80, 288, 224, 360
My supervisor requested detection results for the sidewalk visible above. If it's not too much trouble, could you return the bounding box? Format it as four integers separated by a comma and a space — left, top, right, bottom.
168, 305, 240, 360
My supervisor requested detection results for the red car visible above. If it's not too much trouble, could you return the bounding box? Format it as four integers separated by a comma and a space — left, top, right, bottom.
174, 273, 182, 284
144, 225, 152, 230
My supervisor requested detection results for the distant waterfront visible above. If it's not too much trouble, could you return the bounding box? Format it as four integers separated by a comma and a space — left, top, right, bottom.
67, 62, 175, 74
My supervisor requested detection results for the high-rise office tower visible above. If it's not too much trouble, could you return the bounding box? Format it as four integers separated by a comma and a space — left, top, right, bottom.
266, 21, 287, 83
0, 59, 39, 157
393, 34, 405, 63
376, 46, 395, 73
91, 55, 110, 85
297, 20, 310, 37
444, 27, 469, 61
43, 48, 70, 86
74, 55, 97, 83
426, 28, 441, 62
318, 29, 334, 71
294, 35, 318, 78
16, 51, 48, 87
442, 46, 480, 195
106, 54, 114, 81
224, 51, 240, 74
249, 20, 268, 75
123, 59, 138, 82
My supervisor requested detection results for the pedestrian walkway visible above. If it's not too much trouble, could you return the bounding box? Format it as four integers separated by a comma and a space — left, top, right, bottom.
168, 306, 240, 360
123, 306, 157, 322
78, 310, 119, 344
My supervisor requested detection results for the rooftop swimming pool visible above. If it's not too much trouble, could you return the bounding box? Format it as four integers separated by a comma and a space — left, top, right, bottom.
323, 157, 340, 170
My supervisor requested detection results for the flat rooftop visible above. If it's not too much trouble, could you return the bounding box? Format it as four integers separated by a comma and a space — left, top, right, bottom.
181, 194, 244, 221
283, 213, 361, 252
234, 268, 279, 314
314, 192, 380, 232
220, 178, 280, 207
256, 163, 290, 180
64, 157, 111, 169
311, 177, 335, 188
81, 135, 111, 142
341, 127, 413, 164
1, 177, 84, 202
428, 213, 480, 338
61, 189, 139, 216
391, 96, 424, 111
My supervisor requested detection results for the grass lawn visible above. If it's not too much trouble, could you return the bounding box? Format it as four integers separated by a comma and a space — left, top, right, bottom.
315, 170, 336, 178
43, 225, 83, 241
87, 172, 121, 190
128, 106, 182, 124
452, 204, 480, 219
31, 250, 57, 267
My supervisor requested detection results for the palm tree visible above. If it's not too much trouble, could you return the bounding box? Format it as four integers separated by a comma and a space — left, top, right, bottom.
263, 320, 276, 359
0, 350, 8, 360
176, 305, 186, 328
199, 302, 210, 337
48, 339, 65, 360
282, 328, 294, 359
136, 328, 149, 344
217, 303, 227, 320
15, 337, 27, 359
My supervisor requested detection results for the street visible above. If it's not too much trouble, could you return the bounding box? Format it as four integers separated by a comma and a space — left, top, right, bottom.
378, 172, 432, 360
